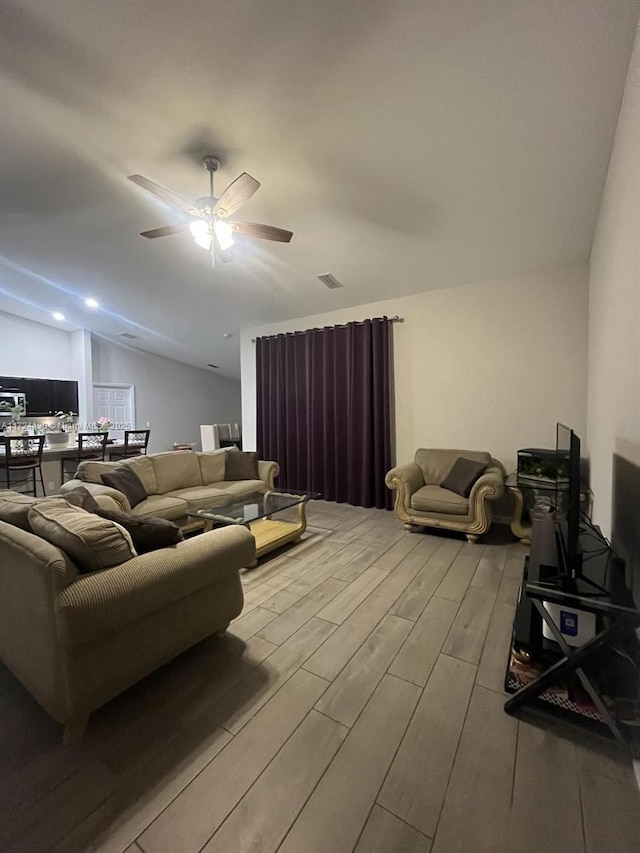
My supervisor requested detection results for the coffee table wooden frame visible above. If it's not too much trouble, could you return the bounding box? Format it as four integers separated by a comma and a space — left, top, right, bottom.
194, 490, 312, 559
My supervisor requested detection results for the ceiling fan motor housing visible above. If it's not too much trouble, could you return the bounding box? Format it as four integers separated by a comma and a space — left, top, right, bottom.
202, 156, 220, 173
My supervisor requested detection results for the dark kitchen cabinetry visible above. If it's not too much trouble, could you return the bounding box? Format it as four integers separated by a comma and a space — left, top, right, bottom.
0, 376, 78, 416
0, 377, 21, 391
51, 380, 78, 415
23, 378, 54, 415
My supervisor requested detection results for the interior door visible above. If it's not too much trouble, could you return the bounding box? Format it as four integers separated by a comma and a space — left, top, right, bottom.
92, 385, 134, 440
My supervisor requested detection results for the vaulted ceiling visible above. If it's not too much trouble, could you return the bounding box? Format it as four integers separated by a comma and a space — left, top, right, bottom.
1, 0, 638, 377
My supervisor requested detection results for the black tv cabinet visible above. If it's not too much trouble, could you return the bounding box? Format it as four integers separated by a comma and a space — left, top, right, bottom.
504, 513, 640, 754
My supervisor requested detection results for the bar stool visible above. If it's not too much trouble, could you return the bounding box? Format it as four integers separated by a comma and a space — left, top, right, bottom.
108, 429, 150, 461
1, 435, 46, 496
60, 431, 108, 483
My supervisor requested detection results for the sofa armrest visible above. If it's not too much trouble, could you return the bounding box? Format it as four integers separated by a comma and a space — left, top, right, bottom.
60, 480, 131, 512
468, 466, 505, 506
258, 460, 279, 490
385, 462, 424, 507
57, 525, 255, 645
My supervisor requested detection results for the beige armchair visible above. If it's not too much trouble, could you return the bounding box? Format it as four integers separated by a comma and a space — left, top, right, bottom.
385, 448, 505, 542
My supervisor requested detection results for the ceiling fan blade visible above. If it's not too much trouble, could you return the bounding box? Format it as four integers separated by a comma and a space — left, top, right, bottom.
214, 173, 261, 219
128, 174, 200, 216
230, 221, 293, 243
140, 223, 192, 239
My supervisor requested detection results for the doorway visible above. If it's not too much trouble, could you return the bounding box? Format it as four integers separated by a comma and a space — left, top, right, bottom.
92, 384, 135, 441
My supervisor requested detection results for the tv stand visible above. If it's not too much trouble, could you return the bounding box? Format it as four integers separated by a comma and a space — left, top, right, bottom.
504, 514, 640, 754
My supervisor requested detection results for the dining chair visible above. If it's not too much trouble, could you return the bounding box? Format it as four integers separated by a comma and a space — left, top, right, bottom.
60, 431, 109, 483
108, 429, 151, 461
2, 435, 46, 496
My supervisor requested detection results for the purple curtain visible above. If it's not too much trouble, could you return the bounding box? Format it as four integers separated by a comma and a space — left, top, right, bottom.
256, 318, 392, 509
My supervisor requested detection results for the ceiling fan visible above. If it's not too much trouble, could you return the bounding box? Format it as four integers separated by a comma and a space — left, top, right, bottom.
127, 156, 293, 266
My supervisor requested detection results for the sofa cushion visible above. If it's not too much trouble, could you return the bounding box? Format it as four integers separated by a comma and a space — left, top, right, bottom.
94, 508, 183, 554
75, 460, 122, 484
441, 457, 488, 497
122, 455, 158, 496
129, 494, 188, 521
224, 451, 259, 481
0, 491, 40, 531
28, 498, 137, 574
414, 449, 491, 485
152, 451, 202, 493
410, 485, 469, 515
165, 485, 233, 511
209, 480, 266, 499
101, 467, 147, 509
198, 449, 229, 485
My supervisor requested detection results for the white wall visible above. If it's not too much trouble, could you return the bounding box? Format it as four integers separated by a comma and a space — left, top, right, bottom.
91, 335, 241, 453
241, 263, 588, 473
587, 23, 640, 535
0, 311, 74, 379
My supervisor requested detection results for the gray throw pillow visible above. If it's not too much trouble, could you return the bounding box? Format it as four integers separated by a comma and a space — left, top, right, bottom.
63, 486, 101, 513
93, 508, 183, 554
225, 451, 259, 481
441, 457, 488, 497
101, 466, 147, 508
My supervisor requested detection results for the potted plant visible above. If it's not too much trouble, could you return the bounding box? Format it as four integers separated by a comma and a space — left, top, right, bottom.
54, 411, 76, 431
45, 411, 76, 446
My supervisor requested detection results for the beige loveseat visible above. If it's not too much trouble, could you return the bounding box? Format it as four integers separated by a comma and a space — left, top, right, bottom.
60, 449, 279, 530
0, 491, 255, 742
385, 449, 505, 542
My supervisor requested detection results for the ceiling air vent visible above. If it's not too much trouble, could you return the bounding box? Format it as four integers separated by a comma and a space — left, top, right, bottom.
118, 332, 138, 340
317, 272, 343, 290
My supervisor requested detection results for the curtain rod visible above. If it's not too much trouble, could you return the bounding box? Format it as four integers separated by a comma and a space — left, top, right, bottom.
251, 315, 403, 343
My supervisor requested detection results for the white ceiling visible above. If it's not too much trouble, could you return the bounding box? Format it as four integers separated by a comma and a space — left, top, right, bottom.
1, 0, 638, 378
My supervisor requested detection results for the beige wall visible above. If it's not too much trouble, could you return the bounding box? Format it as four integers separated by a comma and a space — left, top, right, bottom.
587, 23, 640, 536
241, 263, 588, 474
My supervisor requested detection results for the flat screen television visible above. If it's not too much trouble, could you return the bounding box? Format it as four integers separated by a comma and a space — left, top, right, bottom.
555, 423, 582, 580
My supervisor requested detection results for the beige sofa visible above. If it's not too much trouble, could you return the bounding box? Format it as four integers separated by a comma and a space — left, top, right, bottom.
385, 448, 505, 542
0, 493, 255, 742
60, 449, 280, 530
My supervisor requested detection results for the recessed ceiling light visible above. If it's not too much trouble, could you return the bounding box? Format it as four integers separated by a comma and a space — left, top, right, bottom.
52, 311, 65, 321
223, 333, 232, 339
85, 298, 99, 309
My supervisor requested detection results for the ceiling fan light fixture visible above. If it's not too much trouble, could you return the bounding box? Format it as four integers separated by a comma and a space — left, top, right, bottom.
214, 220, 235, 251
189, 219, 212, 250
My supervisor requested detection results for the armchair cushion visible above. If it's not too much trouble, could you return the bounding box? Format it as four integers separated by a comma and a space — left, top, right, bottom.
411, 485, 469, 515
415, 449, 491, 485
440, 457, 488, 497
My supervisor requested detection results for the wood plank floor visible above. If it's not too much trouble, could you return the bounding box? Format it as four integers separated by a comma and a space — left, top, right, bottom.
0, 500, 639, 853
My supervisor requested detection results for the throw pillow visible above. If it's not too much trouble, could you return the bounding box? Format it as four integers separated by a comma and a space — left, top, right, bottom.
93, 508, 183, 554
101, 467, 147, 508
224, 450, 259, 481
63, 486, 102, 513
28, 498, 137, 573
441, 457, 488, 497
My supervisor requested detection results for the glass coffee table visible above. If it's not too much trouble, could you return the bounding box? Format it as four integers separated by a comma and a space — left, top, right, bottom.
187, 488, 320, 559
